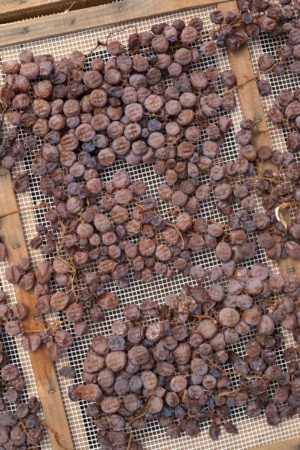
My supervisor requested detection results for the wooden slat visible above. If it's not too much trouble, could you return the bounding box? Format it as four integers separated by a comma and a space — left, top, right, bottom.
217, 0, 300, 284
0, 167, 74, 450
248, 437, 300, 450
0, 0, 227, 47
0, 0, 114, 24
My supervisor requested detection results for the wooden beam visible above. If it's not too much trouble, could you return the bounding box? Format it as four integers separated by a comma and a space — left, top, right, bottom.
0, 0, 114, 25
0, 0, 227, 47
248, 437, 300, 450
0, 167, 74, 450
217, 0, 300, 283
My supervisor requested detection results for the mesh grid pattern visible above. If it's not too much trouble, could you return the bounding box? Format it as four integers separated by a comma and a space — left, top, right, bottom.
1, 5, 300, 449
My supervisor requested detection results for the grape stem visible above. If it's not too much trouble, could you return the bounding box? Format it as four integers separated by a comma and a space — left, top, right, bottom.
23, 318, 67, 335
134, 201, 186, 249
217, 386, 246, 397
198, 270, 210, 285
225, 174, 281, 184
207, 218, 229, 228
126, 392, 155, 450
223, 371, 266, 381
0, 201, 50, 219
224, 62, 284, 95
57, 218, 79, 295
204, 356, 224, 372
166, 207, 180, 216
191, 313, 217, 323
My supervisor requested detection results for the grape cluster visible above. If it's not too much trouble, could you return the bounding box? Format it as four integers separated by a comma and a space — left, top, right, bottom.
158, 116, 294, 268
206, 2, 300, 84
0, 23, 237, 171
238, 0, 300, 77
68, 261, 300, 447
0, 19, 237, 359
0, 396, 44, 449
0, 336, 44, 448
1, 6, 300, 446
0, 291, 45, 445
0, 20, 296, 337
5, 115, 293, 362
268, 88, 300, 136
0, 283, 28, 340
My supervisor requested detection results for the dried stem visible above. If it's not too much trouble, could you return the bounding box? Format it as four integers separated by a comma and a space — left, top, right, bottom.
106, 25, 137, 46
207, 218, 229, 228
224, 62, 282, 96
134, 202, 185, 249
165, 221, 185, 249
23, 318, 67, 335
223, 371, 265, 381
57, 218, 79, 293
126, 393, 154, 450
218, 387, 245, 397
204, 356, 224, 373
198, 270, 210, 286
0, 201, 50, 219
191, 313, 217, 323
225, 174, 281, 184
166, 207, 180, 216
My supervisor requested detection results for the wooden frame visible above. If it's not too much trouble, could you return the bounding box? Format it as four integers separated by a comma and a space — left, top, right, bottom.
0, 1, 300, 449
0, 168, 74, 450
0, 0, 115, 25
252, 438, 300, 450
0, 0, 229, 46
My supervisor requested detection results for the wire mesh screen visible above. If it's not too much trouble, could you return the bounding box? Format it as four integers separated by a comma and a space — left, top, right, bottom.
0, 4, 300, 450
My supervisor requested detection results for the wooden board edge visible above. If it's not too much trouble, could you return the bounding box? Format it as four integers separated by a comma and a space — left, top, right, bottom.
0, 166, 74, 450
0, 0, 114, 25
0, 0, 229, 47
247, 436, 300, 450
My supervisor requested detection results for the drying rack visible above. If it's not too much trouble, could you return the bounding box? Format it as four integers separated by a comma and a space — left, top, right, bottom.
1, 1, 300, 449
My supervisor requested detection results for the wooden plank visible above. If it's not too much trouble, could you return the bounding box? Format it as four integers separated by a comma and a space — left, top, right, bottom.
0, 167, 74, 450
248, 437, 300, 450
217, 0, 300, 283
0, 0, 114, 25
0, 0, 228, 47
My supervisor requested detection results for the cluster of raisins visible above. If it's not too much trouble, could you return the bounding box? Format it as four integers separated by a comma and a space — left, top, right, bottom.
69, 263, 300, 447
1, 5, 300, 447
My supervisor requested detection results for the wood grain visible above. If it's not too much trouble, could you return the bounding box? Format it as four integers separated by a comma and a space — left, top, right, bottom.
0, 0, 228, 47
0, 0, 114, 24
217, 0, 300, 284
0, 167, 74, 450
248, 437, 300, 450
